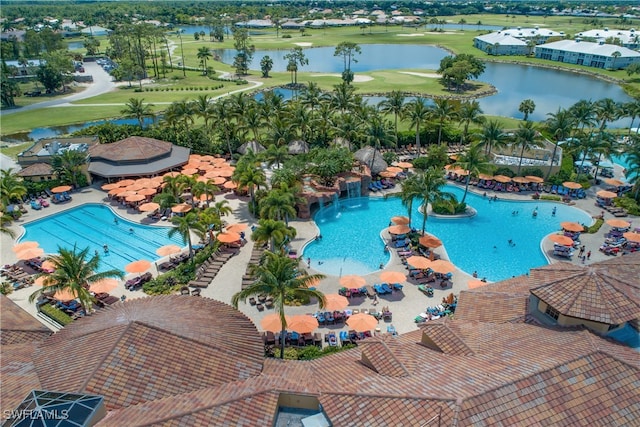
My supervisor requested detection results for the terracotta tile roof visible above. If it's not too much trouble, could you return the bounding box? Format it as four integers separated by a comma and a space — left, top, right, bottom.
455, 276, 535, 323
16, 162, 53, 177
530, 260, 640, 324
419, 319, 475, 355
0, 295, 52, 345
0, 343, 41, 414
89, 136, 173, 162
31, 296, 264, 410
359, 336, 410, 377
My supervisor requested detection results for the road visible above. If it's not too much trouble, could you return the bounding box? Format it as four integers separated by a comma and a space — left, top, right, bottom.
0, 62, 116, 116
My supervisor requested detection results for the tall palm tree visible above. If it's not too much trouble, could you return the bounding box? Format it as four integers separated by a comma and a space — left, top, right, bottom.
51, 149, 87, 189
330, 81, 358, 114
231, 251, 326, 358
514, 121, 543, 175
240, 105, 266, 142
285, 101, 313, 143
251, 218, 296, 252
365, 114, 395, 170
259, 186, 297, 224
457, 100, 485, 145
518, 99, 536, 121
386, 173, 421, 223
544, 107, 575, 179
594, 98, 621, 132
263, 144, 290, 170
191, 179, 219, 208
477, 119, 506, 156
591, 131, 619, 182
191, 94, 214, 128
330, 113, 363, 149
121, 97, 154, 127
196, 46, 212, 74
622, 100, 640, 136
569, 99, 596, 134
624, 140, 640, 199
268, 117, 296, 147
299, 81, 323, 112
453, 143, 492, 203
29, 246, 124, 314
169, 212, 204, 261
378, 91, 405, 144
431, 98, 459, 145
415, 168, 453, 235
0, 168, 27, 207
402, 97, 430, 153
232, 163, 267, 214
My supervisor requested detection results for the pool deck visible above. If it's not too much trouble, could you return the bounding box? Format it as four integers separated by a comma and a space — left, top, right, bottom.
2, 165, 636, 335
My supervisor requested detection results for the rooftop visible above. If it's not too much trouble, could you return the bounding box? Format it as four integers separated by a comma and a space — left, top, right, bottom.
538, 39, 640, 57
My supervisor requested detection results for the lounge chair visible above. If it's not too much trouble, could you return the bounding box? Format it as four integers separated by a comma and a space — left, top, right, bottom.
364, 285, 376, 298
381, 284, 393, 293
38, 198, 49, 208
327, 332, 338, 347
30, 200, 42, 210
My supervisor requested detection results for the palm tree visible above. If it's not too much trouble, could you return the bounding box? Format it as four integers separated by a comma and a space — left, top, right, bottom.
457, 100, 485, 145
191, 94, 214, 128
544, 107, 575, 179
569, 99, 596, 134
624, 140, 640, 199
365, 114, 395, 169
251, 218, 296, 252
191, 179, 219, 208
232, 163, 267, 214
29, 246, 124, 314
263, 144, 290, 170
240, 105, 266, 142
610, 51, 621, 70
0, 168, 27, 207
51, 149, 87, 189
330, 81, 358, 114
594, 98, 620, 132
121, 98, 154, 127
453, 143, 492, 203
196, 46, 212, 74
259, 186, 297, 224
1, 213, 16, 238
514, 121, 543, 175
431, 98, 459, 145
477, 119, 506, 156
378, 91, 405, 144
591, 131, 619, 182
386, 173, 421, 223
518, 99, 536, 121
285, 101, 313, 143
299, 81, 323, 112
402, 97, 430, 153
169, 212, 204, 261
622, 100, 640, 136
415, 168, 453, 235
231, 251, 326, 358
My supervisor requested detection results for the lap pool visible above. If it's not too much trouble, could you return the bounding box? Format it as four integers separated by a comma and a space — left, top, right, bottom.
19, 204, 184, 273
303, 186, 593, 282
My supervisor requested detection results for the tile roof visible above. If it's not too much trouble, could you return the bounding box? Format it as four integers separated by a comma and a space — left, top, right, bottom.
0, 294, 52, 345
419, 320, 475, 355
455, 276, 534, 323
0, 343, 41, 414
89, 136, 174, 162
530, 259, 640, 324
16, 162, 53, 177
359, 336, 410, 377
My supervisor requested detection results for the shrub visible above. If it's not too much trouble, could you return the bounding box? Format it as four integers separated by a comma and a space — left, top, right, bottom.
0, 282, 14, 295
273, 343, 357, 360
432, 199, 467, 215
494, 167, 515, 177
586, 218, 604, 234
615, 196, 640, 216
521, 167, 544, 178
40, 303, 73, 326
282, 34, 292, 38
539, 195, 562, 201
411, 156, 430, 171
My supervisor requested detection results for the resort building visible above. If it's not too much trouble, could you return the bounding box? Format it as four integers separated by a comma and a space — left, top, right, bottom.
535, 39, 640, 70
500, 27, 564, 42
473, 32, 528, 56
2, 255, 638, 426
16, 137, 97, 183
576, 28, 640, 50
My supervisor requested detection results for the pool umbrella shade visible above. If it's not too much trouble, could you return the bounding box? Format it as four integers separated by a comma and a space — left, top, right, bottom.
388, 224, 411, 235
33, 276, 49, 287
478, 173, 494, 180
549, 234, 574, 246
125, 260, 152, 274
606, 219, 631, 229
51, 185, 72, 193
163, 171, 180, 178
137, 188, 157, 196
125, 194, 146, 202
117, 179, 135, 187
391, 216, 410, 225
287, 315, 319, 334
261, 313, 290, 333
379, 271, 406, 284
53, 288, 77, 301
560, 222, 584, 232
468, 279, 488, 289
493, 175, 512, 183
419, 235, 442, 248
596, 190, 617, 199
108, 188, 127, 196
12, 241, 39, 252
41, 260, 56, 271
210, 177, 226, 185
324, 294, 349, 311
563, 181, 582, 190
156, 245, 182, 257
512, 176, 530, 183
101, 183, 120, 191
226, 223, 248, 233
89, 278, 119, 294
429, 260, 455, 274
406, 255, 431, 270
623, 232, 640, 243
386, 166, 403, 174
16, 247, 45, 260
525, 176, 544, 183
171, 204, 192, 213
217, 231, 241, 243
339, 275, 366, 288
395, 162, 413, 169
346, 313, 378, 332
604, 178, 625, 187
181, 168, 199, 176
138, 202, 160, 212
217, 168, 235, 177
379, 171, 397, 178
223, 181, 238, 189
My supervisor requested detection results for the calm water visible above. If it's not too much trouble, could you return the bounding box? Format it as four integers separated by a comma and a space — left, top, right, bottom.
303, 185, 592, 281
67, 41, 84, 50
20, 203, 184, 273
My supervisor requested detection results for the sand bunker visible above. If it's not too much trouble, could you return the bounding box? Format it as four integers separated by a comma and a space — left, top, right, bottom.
311, 74, 374, 82
399, 71, 440, 78
397, 33, 424, 37
294, 42, 313, 47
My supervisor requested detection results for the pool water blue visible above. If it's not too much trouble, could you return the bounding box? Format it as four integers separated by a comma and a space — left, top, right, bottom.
20, 204, 184, 273
303, 186, 592, 281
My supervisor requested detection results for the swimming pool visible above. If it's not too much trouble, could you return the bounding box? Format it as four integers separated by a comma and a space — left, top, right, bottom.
303, 186, 593, 281
20, 204, 184, 273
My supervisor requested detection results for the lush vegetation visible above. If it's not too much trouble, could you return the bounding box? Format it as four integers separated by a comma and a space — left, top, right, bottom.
273, 343, 357, 360
39, 301, 73, 326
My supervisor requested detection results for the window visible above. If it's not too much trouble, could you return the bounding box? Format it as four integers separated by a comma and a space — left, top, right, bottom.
545, 305, 560, 321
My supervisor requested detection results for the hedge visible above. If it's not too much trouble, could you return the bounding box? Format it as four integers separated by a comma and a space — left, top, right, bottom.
40, 303, 73, 326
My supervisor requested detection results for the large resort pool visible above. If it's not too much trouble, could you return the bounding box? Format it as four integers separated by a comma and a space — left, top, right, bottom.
303, 185, 593, 282
20, 204, 184, 273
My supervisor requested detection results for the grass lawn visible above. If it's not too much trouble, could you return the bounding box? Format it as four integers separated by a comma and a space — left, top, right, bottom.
0, 142, 32, 158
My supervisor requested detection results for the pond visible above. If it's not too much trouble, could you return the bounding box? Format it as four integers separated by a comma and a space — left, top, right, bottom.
67, 41, 84, 50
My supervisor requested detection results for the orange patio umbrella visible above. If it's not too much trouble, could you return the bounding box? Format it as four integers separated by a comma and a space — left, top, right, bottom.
493, 175, 511, 183
395, 161, 413, 169
453, 168, 470, 176
41, 260, 56, 271
223, 181, 238, 190
53, 288, 77, 301
138, 202, 160, 212
261, 313, 290, 333
563, 181, 582, 190
210, 177, 226, 185
163, 171, 181, 178
418, 235, 442, 248
198, 163, 215, 171
211, 157, 227, 164
468, 279, 488, 289
196, 193, 213, 202
156, 244, 182, 257
217, 231, 241, 243
388, 224, 411, 235
150, 176, 165, 185
406, 255, 431, 270
217, 168, 235, 177
346, 313, 378, 332
525, 176, 544, 183
196, 176, 209, 183
101, 183, 120, 191
51, 185, 72, 193
478, 173, 494, 181
323, 294, 349, 311
181, 168, 199, 176
12, 241, 39, 252
226, 223, 248, 233
189, 154, 202, 162
204, 170, 222, 178
171, 204, 192, 213
549, 234, 574, 246
623, 232, 640, 243
596, 190, 617, 199
604, 178, 625, 187
339, 275, 366, 288
125, 260, 152, 274
16, 247, 45, 260
386, 166, 403, 174
379, 271, 406, 284
287, 315, 319, 334
108, 187, 127, 196
118, 190, 137, 199
117, 179, 135, 187
560, 222, 584, 233
125, 194, 146, 202
33, 276, 49, 287
379, 171, 397, 178
89, 278, 119, 294
135, 178, 153, 188
200, 155, 215, 162
429, 259, 455, 274
606, 219, 631, 228
137, 188, 157, 196
512, 176, 530, 183
390, 216, 410, 225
